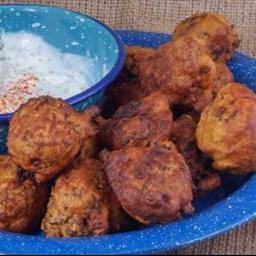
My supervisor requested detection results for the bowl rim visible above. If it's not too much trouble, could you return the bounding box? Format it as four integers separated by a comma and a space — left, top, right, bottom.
0, 4, 126, 122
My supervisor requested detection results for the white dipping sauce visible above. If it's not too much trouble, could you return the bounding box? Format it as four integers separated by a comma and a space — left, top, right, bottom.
0, 32, 105, 113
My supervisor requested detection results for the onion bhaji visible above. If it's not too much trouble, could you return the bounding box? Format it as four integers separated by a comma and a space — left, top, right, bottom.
173, 13, 239, 62
196, 83, 256, 174
213, 63, 234, 97
73, 106, 104, 159
0, 155, 49, 233
100, 141, 194, 225
171, 115, 221, 196
42, 158, 127, 237
139, 37, 217, 112
99, 92, 173, 150
124, 46, 157, 77
104, 78, 147, 116
8, 96, 100, 182
104, 46, 156, 113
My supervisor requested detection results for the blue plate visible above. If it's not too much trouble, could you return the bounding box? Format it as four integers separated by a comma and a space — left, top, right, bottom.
0, 30, 256, 255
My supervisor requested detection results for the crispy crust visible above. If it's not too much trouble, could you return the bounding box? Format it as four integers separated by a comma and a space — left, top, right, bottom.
8, 97, 101, 182
125, 46, 157, 77
105, 78, 147, 111
213, 63, 234, 97
75, 106, 104, 159
104, 46, 156, 112
139, 37, 217, 112
171, 115, 221, 196
173, 13, 239, 62
0, 155, 49, 233
8, 96, 82, 182
196, 83, 256, 174
99, 92, 173, 149
41, 158, 126, 237
101, 141, 193, 224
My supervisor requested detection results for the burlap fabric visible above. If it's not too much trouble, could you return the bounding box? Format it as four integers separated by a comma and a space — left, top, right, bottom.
1, 0, 256, 254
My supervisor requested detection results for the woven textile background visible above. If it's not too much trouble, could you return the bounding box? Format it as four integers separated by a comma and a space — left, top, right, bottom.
1, 0, 256, 255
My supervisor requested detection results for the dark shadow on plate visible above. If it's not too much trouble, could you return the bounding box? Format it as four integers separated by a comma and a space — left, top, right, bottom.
193, 172, 251, 212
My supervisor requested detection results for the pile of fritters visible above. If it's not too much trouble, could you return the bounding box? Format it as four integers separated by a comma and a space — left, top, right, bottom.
1, 13, 255, 237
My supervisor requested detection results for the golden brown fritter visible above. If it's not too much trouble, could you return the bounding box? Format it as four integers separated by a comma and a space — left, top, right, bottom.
213, 63, 234, 97
7, 97, 81, 183
171, 115, 221, 196
79, 137, 99, 159
196, 83, 256, 174
74, 106, 104, 159
0, 155, 49, 233
100, 141, 193, 225
105, 78, 147, 112
68, 105, 100, 142
41, 158, 126, 237
107, 188, 131, 232
125, 46, 157, 77
104, 46, 156, 112
99, 92, 173, 150
8, 97, 100, 182
173, 13, 239, 62
139, 37, 217, 112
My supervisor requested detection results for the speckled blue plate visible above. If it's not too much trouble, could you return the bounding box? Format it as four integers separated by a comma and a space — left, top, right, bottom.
1, 28, 256, 255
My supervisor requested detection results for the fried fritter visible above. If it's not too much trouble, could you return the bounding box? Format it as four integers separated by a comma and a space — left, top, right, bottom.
104, 46, 156, 113
125, 46, 156, 77
8, 97, 100, 182
99, 92, 173, 149
79, 137, 99, 159
100, 141, 193, 224
8, 96, 81, 183
0, 155, 49, 233
68, 105, 100, 142
213, 63, 234, 97
104, 78, 147, 116
171, 115, 221, 196
74, 106, 104, 159
42, 158, 127, 237
196, 83, 256, 174
139, 37, 217, 112
173, 13, 239, 62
